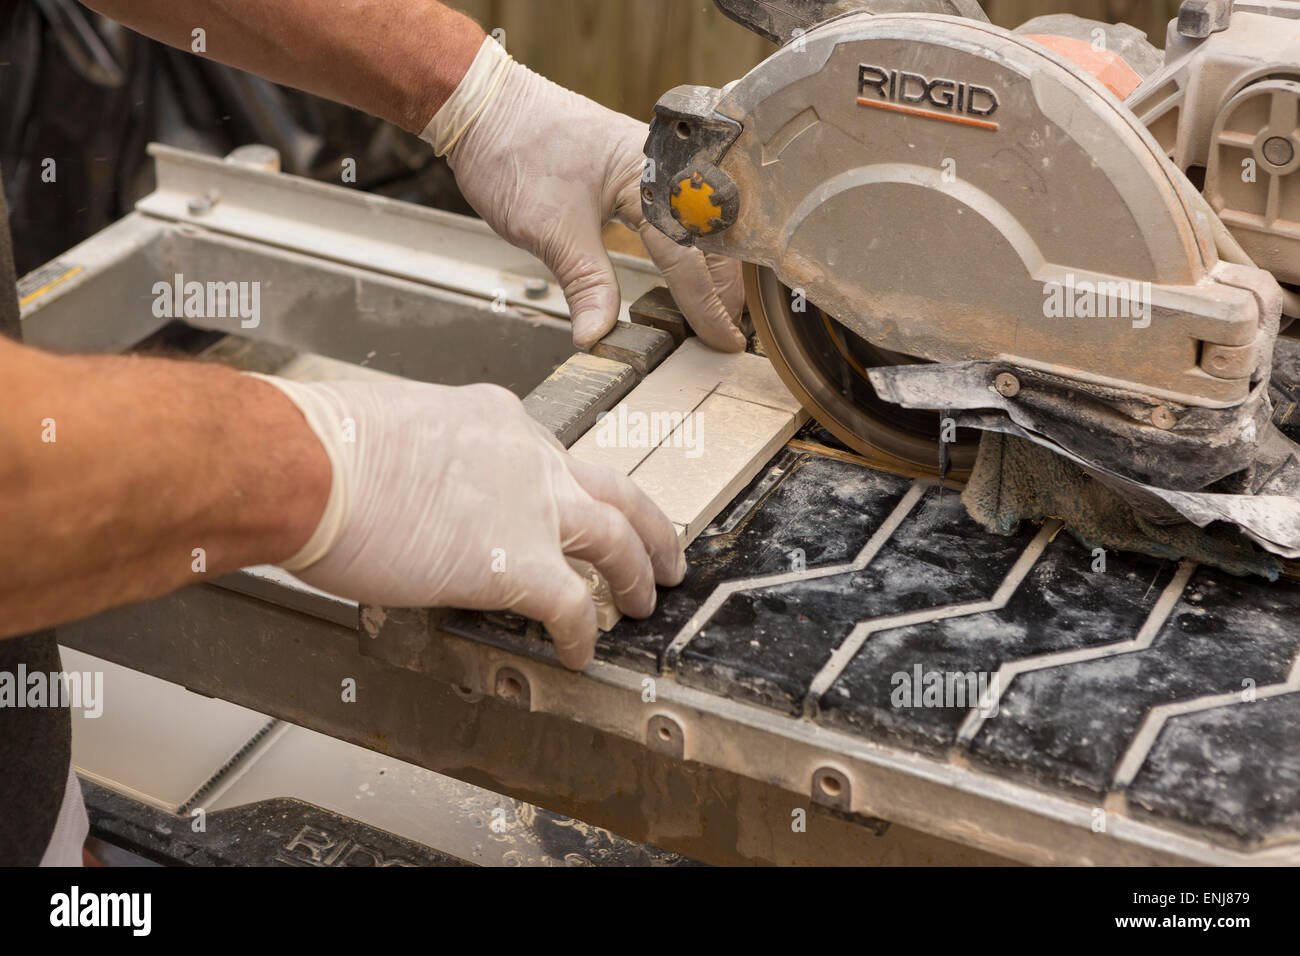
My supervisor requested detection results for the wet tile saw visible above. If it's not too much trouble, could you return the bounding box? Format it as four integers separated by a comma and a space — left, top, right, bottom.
642, 0, 1300, 562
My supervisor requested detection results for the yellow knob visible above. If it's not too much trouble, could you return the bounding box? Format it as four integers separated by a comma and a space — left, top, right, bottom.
670, 172, 722, 235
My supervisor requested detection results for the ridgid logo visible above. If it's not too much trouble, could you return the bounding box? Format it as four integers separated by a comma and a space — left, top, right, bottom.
857, 64, 1000, 131
0, 665, 102, 718
152, 273, 260, 328
50, 887, 151, 936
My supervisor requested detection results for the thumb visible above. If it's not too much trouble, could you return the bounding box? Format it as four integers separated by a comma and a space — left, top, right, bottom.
546, 222, 622, 350
639, 223, 747, 352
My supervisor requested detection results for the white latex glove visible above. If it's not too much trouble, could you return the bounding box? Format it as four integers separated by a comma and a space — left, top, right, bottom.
421, 39, 746, 352
258, 377, 686, 670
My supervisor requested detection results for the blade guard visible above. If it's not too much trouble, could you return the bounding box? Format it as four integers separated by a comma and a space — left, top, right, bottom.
642, 13, 1279, 410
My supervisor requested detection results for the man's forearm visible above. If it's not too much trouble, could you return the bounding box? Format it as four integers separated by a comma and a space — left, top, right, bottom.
80, 0, 485, 132
0, 338, 330, 638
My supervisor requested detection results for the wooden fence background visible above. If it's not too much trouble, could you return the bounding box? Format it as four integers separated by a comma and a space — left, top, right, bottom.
451, 0, 1183, 120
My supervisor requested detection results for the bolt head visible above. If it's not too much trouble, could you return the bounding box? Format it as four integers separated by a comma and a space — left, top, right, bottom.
1264, 136, 1296, 168
994, 373, 1021, 398
1152, 406, 1177, 430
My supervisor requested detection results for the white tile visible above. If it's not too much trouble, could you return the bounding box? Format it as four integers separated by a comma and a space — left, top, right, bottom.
59, 647, 272, 812
568, 342, 806, 631
651, 338, 804, 415
630, 394, 799, 540
567, 340, 802, 475
568, 377, 711, 475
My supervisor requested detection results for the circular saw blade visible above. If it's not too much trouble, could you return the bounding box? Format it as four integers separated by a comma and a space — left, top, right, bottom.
745, 263, 979, 481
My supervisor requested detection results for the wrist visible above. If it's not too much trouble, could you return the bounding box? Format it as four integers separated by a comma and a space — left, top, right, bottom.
397, 7, 486, 132
418, 35, 515, 157
242, 375, 339, 570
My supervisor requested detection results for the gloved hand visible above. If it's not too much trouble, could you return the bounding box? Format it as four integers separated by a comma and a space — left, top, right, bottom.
422, 39, 746, 352
257, 376, 686, 669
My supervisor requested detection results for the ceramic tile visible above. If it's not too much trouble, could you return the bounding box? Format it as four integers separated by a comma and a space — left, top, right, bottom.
60, 647, 272, 812
629, 394, 799, 540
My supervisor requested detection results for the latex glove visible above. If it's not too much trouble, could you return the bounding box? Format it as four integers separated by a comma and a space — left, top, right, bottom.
259, 377, 686, 670
421, 39, 746, 352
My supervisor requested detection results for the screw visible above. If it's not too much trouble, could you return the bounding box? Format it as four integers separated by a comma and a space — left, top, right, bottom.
187, 189, 220, 215
524, 278, 549, 299
1152, 406, 1177, 430
1264, 136, 1295, 168
994, 373, 1021, 398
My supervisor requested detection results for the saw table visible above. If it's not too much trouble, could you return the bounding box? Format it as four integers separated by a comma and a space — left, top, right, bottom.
24, 145, 1300, 865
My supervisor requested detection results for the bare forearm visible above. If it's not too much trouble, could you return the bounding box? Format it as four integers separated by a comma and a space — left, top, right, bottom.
0, 340, 330, 637
80, 0, 485, 131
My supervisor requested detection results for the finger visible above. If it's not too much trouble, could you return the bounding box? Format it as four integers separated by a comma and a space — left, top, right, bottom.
706, 252, 746, 325
545, 222, 623, 349
507, 559, 599, 670
565, 456, 686, 587
557, 489, 659, 620
638, 223, 747, 352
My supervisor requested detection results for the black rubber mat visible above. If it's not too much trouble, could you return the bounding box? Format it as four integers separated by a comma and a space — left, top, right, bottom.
445, 444, 1300, 849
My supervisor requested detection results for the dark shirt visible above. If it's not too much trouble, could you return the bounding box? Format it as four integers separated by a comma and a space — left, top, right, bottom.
0, 171, 72, 865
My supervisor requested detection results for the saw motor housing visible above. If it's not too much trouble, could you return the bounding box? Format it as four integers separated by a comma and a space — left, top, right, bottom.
642, 2, 1292, 498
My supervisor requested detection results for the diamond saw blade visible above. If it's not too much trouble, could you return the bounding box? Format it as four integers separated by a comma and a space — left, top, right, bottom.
744, 263, 980, 482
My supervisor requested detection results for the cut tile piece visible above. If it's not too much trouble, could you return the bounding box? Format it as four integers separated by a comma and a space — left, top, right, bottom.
568, 339, 802, 476
630, 394, 800, 540
584, 395, 802, 630
652, 338, 805, 416
568, 375, 712, 475
60, 647, 272, 812
563, 340, 807, 634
